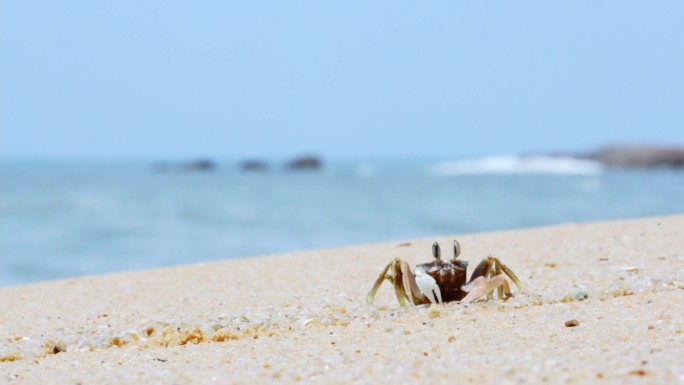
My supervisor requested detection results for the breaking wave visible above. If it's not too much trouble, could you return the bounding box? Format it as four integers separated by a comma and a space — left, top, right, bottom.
428, 156, 604, 176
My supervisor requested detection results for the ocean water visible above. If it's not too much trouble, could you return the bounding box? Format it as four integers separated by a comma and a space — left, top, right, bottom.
2, 158, 683, 287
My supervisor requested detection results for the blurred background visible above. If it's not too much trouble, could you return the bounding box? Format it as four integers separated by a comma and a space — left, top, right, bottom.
1, 1, 683, 286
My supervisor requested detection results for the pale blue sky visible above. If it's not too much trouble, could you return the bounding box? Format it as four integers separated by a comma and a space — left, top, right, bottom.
2, 1, 683, 160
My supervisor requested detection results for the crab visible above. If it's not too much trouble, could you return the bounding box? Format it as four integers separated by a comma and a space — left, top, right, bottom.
366, 240, 522, 306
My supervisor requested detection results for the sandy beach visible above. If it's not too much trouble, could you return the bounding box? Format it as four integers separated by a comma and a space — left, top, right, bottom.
1, 215, 683, 384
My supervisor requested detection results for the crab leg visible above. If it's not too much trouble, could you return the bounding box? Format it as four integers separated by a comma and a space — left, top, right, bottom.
461, 274, 512, 303
494, 262, 504, 299
468, 256, 522, 300
367, 258, 435, 306
469, 257, 496, 299
494, 257, 522, 290
390, 259, 409, 307
367, 258, 418, 306
366, 260, 393, 305
469, 258, 490, 283
399, 260, 428, 305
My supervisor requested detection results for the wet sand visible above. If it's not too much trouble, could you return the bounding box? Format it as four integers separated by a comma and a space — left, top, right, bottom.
1, 215, 683, 384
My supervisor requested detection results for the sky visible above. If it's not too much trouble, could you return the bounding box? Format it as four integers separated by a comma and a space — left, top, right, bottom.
1, 1, 683, 160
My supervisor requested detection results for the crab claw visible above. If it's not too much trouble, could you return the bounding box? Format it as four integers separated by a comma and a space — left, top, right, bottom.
414, 267, 442, 304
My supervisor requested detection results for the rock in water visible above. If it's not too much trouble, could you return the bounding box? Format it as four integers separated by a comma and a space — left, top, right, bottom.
240, 160, 269, 172
286, 155, 322, 171
181, 159, 215, 172
582, 146, 684, 168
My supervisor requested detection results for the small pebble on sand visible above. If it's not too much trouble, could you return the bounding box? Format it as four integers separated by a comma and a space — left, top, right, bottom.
565, 319, 580, 327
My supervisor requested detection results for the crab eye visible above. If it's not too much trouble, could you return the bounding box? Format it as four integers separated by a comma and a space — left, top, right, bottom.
453, 240, 461, 258
432, 242, 441, 261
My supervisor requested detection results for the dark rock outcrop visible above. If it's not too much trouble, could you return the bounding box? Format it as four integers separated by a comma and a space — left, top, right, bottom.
582, 146, 684, 168
286, 155, 322, 171
181, 159, 215, 172
241, 160, 269, 172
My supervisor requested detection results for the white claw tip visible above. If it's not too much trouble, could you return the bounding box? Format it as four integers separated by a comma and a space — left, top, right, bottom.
415, 267, 442, 304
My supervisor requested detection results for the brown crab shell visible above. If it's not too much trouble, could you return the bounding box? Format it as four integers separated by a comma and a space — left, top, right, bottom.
417, 260, 469, 302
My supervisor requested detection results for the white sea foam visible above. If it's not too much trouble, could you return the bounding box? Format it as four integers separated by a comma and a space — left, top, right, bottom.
428, 156, 604, 176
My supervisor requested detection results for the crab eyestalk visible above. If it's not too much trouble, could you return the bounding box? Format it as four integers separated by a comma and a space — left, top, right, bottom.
450, 240, 461, 263
432, 242, 443, 265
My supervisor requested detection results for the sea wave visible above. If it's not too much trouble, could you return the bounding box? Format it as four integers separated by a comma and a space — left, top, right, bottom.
356, 164, 377, 178
428, 156, 604, 176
